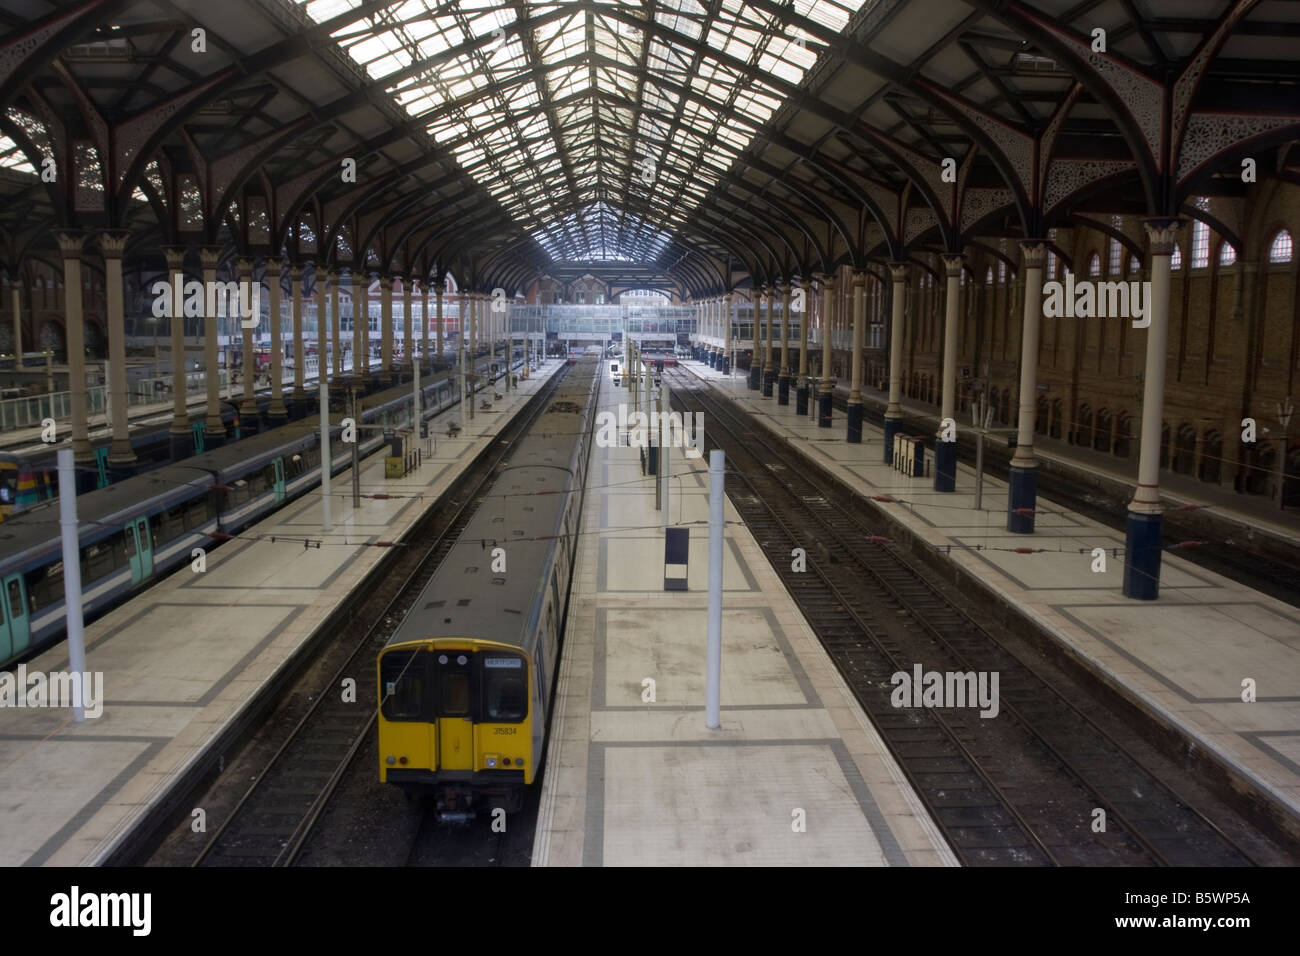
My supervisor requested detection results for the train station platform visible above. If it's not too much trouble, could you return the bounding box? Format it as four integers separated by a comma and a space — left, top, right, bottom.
840, 379, 1300, 548
681, 360, 1300, 842
0, 358, 386, 456
0, 360, 563, 866
532, 380, 958, 866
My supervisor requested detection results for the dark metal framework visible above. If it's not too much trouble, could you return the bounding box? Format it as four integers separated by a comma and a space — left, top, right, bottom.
0, 0, 1297, 295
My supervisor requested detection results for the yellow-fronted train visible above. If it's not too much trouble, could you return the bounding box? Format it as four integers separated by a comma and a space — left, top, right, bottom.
377, 356, 599, 821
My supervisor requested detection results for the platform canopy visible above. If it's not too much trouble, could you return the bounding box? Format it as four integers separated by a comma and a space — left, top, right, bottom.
0, 0, 1297, 296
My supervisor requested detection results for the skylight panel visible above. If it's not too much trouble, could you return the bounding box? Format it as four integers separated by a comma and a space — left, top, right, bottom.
795, 0, 854, 31
0, 135, 35, 173
298, 0, 864, 263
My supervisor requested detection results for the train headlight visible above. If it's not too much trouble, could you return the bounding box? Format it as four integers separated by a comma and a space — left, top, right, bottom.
516, 757, 523, 767
386, 756, 395, 765
486, 756, 498, 768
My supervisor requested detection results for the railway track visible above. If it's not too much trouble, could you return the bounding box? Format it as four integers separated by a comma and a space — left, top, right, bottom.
190, 365, 570, 867
668, 370, 1277, 866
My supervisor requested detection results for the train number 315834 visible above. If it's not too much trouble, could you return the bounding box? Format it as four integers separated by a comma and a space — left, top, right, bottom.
493, 727, 517, 735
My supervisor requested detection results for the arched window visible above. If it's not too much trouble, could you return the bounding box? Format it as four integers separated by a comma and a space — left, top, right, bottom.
1244, 445, 1274, 496
1075, 404, 1092, 447
1199, 431, 1222, 484
1191, 199, 1210, 267
1046, 249, 1058, 279
1094, 409, 1112, 453
1109, 237, 1122, 275
1170, 244, 1183, 270
1128, 254, 1140, 274
985, 266, 993, 284
1114, 414, 1133, 459
1219, 242, 1237, 267
1087, 253, 1101, 277
998, 260, 1006, 284
1270, 230, 1293, 263
1173, 424, 1197, 475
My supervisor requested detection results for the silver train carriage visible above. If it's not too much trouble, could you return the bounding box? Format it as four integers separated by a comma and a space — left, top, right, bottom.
377, 356, 600, 819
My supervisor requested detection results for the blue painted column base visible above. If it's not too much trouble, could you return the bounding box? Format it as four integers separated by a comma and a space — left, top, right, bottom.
647, 445, 658, 476
1123, 511, 1163, 600
818, 390, 832, 427
882, 416, 901, 465
748, 365, 761, 390
777, 375, 790, 405
762, 370, 774, 397
707, 351, 716, 368
722, 356, 730, 374
796, 385, 809, 415
933, 439, 956, 492
204, 431, 227, 452
1006, 465, 1037, 533
846, 402, 862, 443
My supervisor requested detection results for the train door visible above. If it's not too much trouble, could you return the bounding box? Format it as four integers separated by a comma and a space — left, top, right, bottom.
272, 459, 286, 503
2, 573, 30, 658
93, 448, 110, 489
436, 651, 474, 772
125, 517, 154, 584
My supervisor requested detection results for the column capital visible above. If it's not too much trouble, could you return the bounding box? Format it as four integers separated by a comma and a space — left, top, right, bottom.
1019, 240, 1049, 266
1142, 217, 1183, 254
162, 246, 188, 270
887, 261, 909, 282
288, 261, 303, 280
379, 274, 393, 290
326, 267, 340, 282
852, 270, 868, 290
776, 280, 790, 294
433, 279, 445, 294
97, 231, 130, 259
941, 253, 964, 276
198, 246, 223, 271
235, 257, 255, 276
56, 232, 85, 259
263, 257, 283, 278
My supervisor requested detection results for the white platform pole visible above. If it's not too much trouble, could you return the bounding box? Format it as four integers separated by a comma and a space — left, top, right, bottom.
413, 347, 422, 439
320, 369, 332, 532
706, 448, 724, 729
57, 449, 87, 722
661, 385, 670, 529
458, 304, 466, 429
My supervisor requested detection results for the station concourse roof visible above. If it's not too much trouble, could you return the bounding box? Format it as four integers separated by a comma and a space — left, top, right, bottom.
0, 1, 1297, 295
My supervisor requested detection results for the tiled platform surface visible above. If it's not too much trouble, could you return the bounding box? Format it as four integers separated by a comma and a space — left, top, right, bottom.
683, 360, 1300, 833
0, 361, 562, 867
532, 378, 958, 867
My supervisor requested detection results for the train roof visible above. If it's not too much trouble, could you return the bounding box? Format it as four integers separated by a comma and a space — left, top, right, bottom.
385, 359, 598, 651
